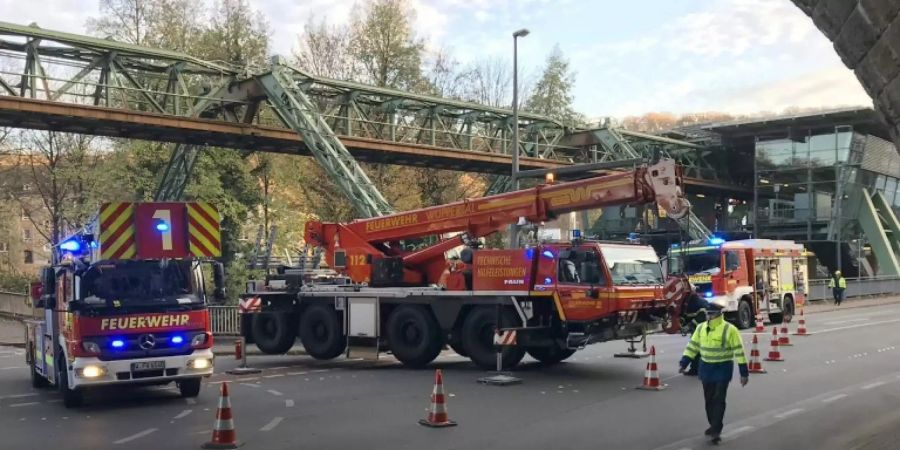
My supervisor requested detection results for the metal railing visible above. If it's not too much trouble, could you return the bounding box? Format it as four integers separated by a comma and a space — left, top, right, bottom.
209, 306, 241, 336
806, 277, 900, 302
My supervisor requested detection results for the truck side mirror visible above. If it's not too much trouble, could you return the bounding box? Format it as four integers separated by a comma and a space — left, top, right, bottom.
38, 267, 55, 309
29, 281, 42, 308
212, 262, 226, 303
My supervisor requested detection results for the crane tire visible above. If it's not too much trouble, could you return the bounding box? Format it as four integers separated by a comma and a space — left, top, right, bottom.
386, 305, 443, 368
298, 303, 345, 360
252, 313, 297, 354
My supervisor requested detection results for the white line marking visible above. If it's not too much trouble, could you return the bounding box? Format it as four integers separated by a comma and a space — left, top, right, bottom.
285, 399, 294, 408
236, 377, 259, 382
816, 318, 900, 334
773, 408, 804, 419
114, 428, 158, 444
0, 366, 27, 370
722, 425, 754, 439
240, 383, 260, 388
260, 417, 283, 432
311, 369, 331, 373
822, 394, 847, 403
185, 398, 197, 405
263, 374, 284, 379
173, 410, 192, 420
269, 366, 288, 370
286, 371, 307, 376
10, 402, 39, 407
0, 393, 38, 400
824, 318, 869, 325
862, 381, 886, 390
267, 389, 283, 396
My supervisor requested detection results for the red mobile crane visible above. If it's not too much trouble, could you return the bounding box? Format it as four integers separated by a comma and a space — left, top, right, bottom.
241, 160, 690, 369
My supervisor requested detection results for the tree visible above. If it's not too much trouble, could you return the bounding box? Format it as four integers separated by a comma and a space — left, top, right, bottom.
294, 18, 358, 80
349, 0, 425, 90
198, 0, 270, 69
461, 57, 511, 108
525, 45, 584, 126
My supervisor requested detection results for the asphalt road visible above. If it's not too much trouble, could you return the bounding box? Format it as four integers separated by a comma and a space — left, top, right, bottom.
2, 302, 899, 450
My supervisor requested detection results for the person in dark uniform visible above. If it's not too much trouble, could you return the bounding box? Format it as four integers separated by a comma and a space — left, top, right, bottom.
679, 302, 749, 444
681, 286, 709, 375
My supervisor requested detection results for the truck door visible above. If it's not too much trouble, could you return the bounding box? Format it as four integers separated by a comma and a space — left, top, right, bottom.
723, 250, 748, 296
556, 248, 607, 321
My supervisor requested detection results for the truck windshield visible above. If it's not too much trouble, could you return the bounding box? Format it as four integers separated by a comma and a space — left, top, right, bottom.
79, 260, 200, 306
669, 248, 721, 275
599, 245, 663, 285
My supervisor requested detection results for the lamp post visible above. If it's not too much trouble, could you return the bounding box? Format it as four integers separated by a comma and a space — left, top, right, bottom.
509, 28, 529, 248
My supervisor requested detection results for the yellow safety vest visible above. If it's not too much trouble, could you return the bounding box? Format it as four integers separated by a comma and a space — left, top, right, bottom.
828, 277, 847, 288
683, 316, 747, 365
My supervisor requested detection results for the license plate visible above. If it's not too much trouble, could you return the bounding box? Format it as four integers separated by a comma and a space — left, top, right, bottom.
131, 360, 165, 371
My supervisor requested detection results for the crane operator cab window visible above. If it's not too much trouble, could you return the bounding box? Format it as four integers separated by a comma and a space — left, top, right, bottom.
558, 249, 605, 285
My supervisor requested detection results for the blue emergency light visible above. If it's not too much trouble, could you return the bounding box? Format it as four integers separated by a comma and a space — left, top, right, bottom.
111, 339, 125, 349
59, 239, 81, 252
542, 250, 554, 259
704, 291, 714, 298
155, 221, 170, 232
709, 237, 725, 245
572, 229, 582, 239
544, 277, 553, 285
170, 335, 184, 345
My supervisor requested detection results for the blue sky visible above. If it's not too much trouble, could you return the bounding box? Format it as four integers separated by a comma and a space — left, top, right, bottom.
1, 0, 872, 119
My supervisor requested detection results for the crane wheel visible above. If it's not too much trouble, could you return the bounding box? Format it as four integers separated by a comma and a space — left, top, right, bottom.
461, 306, 526, 370
252, 313, 297, 354
386, 305, 443, 368
298, 303, 345, 360
527, 345, 576, 365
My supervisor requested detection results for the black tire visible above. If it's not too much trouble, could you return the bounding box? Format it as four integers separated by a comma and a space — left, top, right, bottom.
298, 303, 345, 360
386, 305, 443, 368
461, 306, 526, 370
736, 299, 754, 330
178, 377, 202, 398
252, 313, 297, 354
527, 345, 576, 365
58, 358, 83, 408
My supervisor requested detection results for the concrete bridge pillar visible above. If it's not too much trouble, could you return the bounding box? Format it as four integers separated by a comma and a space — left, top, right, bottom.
792, 0, 900, 152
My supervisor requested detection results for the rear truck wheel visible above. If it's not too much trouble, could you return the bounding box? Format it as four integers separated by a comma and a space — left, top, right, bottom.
386, 305, 443, 368
177, 377, 202, 398
298, 303, 346, 360
58, 358, 83, 408
461, 306, 526, 370
526, 345, 576, 365
252, 313, 297, 354
736, 299, 754, 330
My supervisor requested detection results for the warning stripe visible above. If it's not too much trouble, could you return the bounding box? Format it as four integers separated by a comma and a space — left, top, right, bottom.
99, 203, 136, 260
187, 202, 221, 257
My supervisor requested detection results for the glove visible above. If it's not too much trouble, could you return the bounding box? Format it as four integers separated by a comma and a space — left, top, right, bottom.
740, 376, 749, 386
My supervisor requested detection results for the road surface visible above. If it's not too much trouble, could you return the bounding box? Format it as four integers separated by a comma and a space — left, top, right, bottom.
1, 301, 899, 450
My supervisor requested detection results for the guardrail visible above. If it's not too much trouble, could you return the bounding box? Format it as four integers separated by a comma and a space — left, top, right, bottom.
209, 305, 241, 336
807, 277, 900, 302
0, 291, 38, 319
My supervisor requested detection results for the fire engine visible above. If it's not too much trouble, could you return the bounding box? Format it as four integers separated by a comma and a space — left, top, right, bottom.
25, 202, 226, 408
241, 160, 691, 370
668, 238, 809, 330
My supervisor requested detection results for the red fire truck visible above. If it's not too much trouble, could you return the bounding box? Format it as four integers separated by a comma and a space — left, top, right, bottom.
241, 160, 690, 369
25, 202, 225, 407
668, 238, 808, 329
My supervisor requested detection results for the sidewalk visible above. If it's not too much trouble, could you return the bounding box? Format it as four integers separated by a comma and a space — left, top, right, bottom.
211, 335, 306, 357
804, 295, 900, 315
0, 317, 25, 347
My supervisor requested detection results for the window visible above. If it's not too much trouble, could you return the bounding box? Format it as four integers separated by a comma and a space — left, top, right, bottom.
0, 242, 8, 253
600, 245, 663, 286
725, 251, 741, 271
23, 250, 33, 264
558, 250, 606, 285
23, 228, 32, 241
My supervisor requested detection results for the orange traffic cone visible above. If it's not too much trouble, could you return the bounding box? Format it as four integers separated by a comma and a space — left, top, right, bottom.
637, 346, 666, 391
748, 334, 767, 374
794, 309, 810, 335
764, 327, 784, 362
419, 369, 457, 427
203, 382, 241, 449
754, 313, 765, 333
779, 321, 793, 346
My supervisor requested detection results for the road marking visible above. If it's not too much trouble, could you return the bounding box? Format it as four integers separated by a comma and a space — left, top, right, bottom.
285, 399, 294, 408
862, 381, 886, 390
269, 366, 288, 370
10, 402, 39, 407
822, 394, 847, 403
263, 374, 284, 379
0, 393, 37, 400
267, 389, 283, 396
286, 371, 307, 376
0, 366, 27, 370
236, 377, 259, 382
240, 383, 260, 388
185, 398, 197, 405
173, 410, 192, 420
722, 425, 754, 439
816, 318, 900, 334
260, 417, 283, 432
114, 428, 158, 444
824, 318, 869, 325
311, 369, 331, 373
773, 408, 804, 419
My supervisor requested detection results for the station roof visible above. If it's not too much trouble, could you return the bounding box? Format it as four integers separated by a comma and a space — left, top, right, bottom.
702, 108, 891, 141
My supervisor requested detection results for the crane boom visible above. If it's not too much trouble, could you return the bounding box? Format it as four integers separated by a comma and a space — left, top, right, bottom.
304, 159, 688, 285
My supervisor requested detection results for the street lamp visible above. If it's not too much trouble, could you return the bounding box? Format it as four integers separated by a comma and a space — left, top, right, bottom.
510, 28, 529, 248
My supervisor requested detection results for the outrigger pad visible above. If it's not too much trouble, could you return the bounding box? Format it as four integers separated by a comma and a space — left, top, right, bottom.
477, 373, 522, 386
614, 350, 650, 358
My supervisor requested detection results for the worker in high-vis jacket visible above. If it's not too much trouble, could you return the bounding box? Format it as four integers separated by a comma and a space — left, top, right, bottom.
679, 302, 749, 444
828, 270, 847, 305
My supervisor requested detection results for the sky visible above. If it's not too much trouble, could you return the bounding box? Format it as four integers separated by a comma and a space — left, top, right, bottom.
0, 0, 873, 119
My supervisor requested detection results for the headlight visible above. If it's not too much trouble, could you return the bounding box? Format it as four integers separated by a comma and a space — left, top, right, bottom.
79, 365, 106, 378
189, 358, 211, 370
190, 333, 209, 347
82, 341, 100, 354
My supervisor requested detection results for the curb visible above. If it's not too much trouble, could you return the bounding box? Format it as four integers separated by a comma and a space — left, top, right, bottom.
212, 348, 307, 357
805, 297, 900, 315
0, 341, 26, 348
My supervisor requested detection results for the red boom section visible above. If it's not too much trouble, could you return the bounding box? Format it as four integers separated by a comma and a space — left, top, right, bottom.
304, 160, 687, 285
